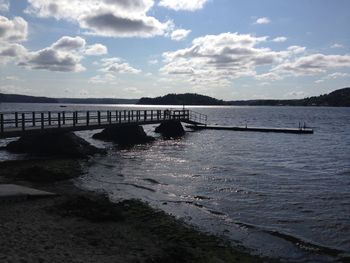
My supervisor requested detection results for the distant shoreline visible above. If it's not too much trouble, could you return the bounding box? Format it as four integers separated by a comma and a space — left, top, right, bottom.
1, 87, 349, 107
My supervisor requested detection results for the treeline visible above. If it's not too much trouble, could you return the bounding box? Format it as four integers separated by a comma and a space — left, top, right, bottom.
229, 87, 350, 107
138, 93, 226, 105
0, 93, 57, 103
1, 87, 349, 106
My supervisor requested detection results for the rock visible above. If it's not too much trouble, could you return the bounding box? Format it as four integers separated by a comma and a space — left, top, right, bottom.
155, 120, 185, 138
92, 125, 155, 145
6, 131, 103, 158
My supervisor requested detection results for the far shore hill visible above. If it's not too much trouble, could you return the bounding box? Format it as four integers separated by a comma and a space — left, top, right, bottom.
0, 87, 349, 107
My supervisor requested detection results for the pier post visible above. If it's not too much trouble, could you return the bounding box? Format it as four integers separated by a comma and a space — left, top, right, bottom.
62, 112, 66, 125
15, 112, 18, 128
98, 111, 101, 125
115, 111, 118, 122
32, 112, 35, 126
73, 112, 76, 127
21, 113, 25, 131
41, 113, 44, 130
48, 112, 51, 126
58, 113, 61, 128
119, 111, 122, 124
86, 111, 90, 126
108, 111, 112, 124
0, 114, 4, 134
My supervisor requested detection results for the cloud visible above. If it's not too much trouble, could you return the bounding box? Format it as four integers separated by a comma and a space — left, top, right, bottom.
21, 47, 86, 72
0, 43, 27, 65
159, 0, 208, 11
161, 32, 284, 86
0, 15, 28, 42
331, 43, 344, 49
89, 73, 116, 84
272, 36, 287, 43
170, 29, 191, 41
16, 36, 106, 72
0, 0, 9, 12
286, 91, 307, 98
287, 45, 306, 55
315, 72, 350, 83
274, 54, 350, 76
25, 0, 171, 38
161, 32, 350, 86
148, 59, 158, 65
99, 57, 141, 74
51, 36, 86, 51
255, 17, 271, 25
84, 44, 108, 56
81, 12, 168, 37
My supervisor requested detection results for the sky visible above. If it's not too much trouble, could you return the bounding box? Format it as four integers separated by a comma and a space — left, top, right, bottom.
0, 0, 350, 100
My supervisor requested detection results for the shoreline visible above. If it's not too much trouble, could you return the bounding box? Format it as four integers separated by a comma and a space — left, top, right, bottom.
0, 158, 264, 262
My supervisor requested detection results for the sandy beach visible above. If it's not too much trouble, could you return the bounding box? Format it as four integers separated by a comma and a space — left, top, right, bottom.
0, 158, 263, 263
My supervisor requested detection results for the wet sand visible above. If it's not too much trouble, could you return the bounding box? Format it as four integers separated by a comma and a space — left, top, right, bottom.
0, 159, 264, 263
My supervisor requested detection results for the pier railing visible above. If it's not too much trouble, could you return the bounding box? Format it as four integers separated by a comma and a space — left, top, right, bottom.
0, 109, 207, 137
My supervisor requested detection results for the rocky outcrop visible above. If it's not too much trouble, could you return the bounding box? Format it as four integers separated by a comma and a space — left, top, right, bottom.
92, 125, 154, 145
155, 121, 185, 138
6, 131, 103, 158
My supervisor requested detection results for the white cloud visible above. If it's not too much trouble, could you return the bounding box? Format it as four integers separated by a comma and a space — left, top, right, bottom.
0, 42, 27, 65
100, 57, 141, 74
170, 29, 191, 41
0, 0, 9, 12
25, 0, 171, 38
84, 44, 108, 56
159, 0, 208, 11
0, 16, 28, 42
21, 47, 86, 72
315, 72, 350, 83
272, 36, 287, 43
286, 91, 307, 98
287, 45, 306, 55
331, 43, 343, 49
89, 73, 116, 84
274, 54, 350, 76
51, 36, 86, 51
161, 32, 285, 86
255, 17, 271, 25
161, 32, 350, 86
148, 59, 158, 65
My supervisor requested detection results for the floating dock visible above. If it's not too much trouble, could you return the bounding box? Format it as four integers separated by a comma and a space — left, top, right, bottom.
186, 125, 314, 134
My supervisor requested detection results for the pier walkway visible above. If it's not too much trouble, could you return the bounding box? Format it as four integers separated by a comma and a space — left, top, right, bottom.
0, 109, 207, 139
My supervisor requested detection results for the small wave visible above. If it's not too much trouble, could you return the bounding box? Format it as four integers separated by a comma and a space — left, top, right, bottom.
143, 178, 161, 185
265, 230, 343, 257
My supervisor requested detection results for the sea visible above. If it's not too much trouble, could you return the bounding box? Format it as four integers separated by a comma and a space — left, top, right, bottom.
0, 103, 349, 262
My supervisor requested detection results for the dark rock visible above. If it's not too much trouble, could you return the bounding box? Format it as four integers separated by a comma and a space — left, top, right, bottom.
92, 125, 155, 145
155, 120, 185, 138
6, 131, 103, 158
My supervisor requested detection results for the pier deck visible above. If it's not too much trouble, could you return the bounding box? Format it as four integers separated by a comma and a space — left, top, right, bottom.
0, 109, 207, 139
186, 124, 313, 134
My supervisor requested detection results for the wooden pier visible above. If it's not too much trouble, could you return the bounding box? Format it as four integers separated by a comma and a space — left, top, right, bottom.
186, 124, 313, 134
0, 109, 207, 139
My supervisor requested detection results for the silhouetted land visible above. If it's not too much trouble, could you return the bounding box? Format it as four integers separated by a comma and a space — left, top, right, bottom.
0, 93, 58, 103
138, 93, 226, 105
1, 87, 349, 106
229, 87, 350, 107
139, 88, 350, 106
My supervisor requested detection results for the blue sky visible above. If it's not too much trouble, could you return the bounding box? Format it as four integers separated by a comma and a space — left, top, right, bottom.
0, 0, 349, 99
